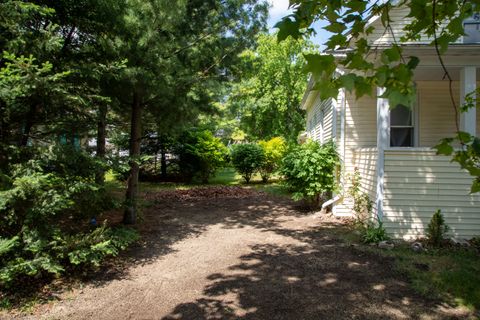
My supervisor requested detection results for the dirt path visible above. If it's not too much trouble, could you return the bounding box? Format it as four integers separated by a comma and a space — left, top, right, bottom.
13, 187, 471, 319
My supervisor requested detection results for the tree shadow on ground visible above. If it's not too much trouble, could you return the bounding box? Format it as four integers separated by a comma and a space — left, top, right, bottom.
88, 189, 467, 320
161, 226, 465, 320
8, 187, 473, 319
126, 193, 308, 266
81, 190, 308, 289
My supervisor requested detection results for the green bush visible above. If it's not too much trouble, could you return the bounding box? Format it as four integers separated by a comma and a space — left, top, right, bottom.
426, 209, 449, 247
361, 219, 389, 244
175, 130, 229, 183
258, 137, 287, 183
230, 143, 265, 183
280, 141, 338, 207
0, 145, 137, 287
347, 168, 373, 222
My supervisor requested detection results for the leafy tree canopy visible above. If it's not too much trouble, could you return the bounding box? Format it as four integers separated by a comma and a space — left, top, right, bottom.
226, 33, 317, 142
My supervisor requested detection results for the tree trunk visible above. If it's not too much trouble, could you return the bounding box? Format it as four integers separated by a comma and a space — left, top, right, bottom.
160, 138, 167, 179
95, 105, 107, 184
154, 151, 157, 172
124, 93, 142, 225
0, 101, 8, 171
20, 104, 37, 147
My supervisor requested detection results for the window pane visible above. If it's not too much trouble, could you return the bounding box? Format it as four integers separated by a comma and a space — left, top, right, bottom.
390, 104, 412, 126
391, 128, 413, 147
464, 23, 480, 43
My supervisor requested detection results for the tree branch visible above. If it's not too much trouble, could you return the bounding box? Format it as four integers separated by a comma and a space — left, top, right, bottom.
432, 0, 460, 133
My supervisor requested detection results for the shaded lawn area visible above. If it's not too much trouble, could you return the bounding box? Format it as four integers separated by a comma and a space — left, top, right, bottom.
370, 244, 480, 312
336, 226, 480, 314
106, 167, 289, 197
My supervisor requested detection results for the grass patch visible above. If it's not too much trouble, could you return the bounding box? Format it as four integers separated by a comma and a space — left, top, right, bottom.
210, 167, 275, 185
336, 222, 480, 312
253, 183, 289, 197
209, 167, 241, 185
366, 242, 480, 311
210, 168, 289, 196
104, 167, 289, 197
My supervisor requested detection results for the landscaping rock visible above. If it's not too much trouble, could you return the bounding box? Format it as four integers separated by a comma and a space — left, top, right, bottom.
411, 242, 424, 252
378, 240, 394, 250
450, 238, 470, 247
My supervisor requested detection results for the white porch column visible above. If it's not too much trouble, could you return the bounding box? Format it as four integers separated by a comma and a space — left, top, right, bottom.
460, 66, 476, 136
376, 87, 390, 221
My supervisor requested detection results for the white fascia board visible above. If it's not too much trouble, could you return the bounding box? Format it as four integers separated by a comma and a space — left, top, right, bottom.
299, 76, 316, 110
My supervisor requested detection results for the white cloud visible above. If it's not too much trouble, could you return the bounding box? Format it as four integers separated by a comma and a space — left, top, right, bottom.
267, 0, 292, 29
268, 0, 291, 20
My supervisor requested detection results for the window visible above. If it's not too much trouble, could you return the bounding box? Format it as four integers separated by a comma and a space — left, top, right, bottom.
464, 13, 480, 43
464, 22, 480, 43
390, 104, 414, 147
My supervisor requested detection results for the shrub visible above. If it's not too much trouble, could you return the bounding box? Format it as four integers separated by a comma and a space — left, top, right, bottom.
258, 137, 287, 183
175, 130, 229, 183
280, 141, 338, 207
0, 145, 137, 287
426, 209, 449, 247
347, 168, 373, 222
471, 237, 480, 251
361, 218, 389, 244
230, 143, 265, 183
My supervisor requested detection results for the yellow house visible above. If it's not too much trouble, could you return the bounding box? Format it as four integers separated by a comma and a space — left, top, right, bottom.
301, 7, 480, 239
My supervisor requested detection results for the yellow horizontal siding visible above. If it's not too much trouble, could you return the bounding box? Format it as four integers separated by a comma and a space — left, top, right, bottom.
368, 8, 429, 45
383, 149, 480, 239
417, 81, 459, 147
336, 93, 378, 217
353, 148, 378, 215
366, 7, 456, 45
323, 102, 333, 142
306, 94, 334, 143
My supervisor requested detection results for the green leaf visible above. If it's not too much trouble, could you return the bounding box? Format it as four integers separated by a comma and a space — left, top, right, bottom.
303, 54, 336, 78
375, 66, 389, 86
434, 141, 454, 155
471, 179, 480, 194
384, 89, 411, 108
354, 77, 373, 97
275, 18, 301, 41
338, 74, 357, 92
407, 56, 420, 69
381, 47, 401, 64
346, 0, 367, 12
324, 22, 346, 34
325, 34, 347, 49
472, 137, 480, 154
457, 131, 473, 144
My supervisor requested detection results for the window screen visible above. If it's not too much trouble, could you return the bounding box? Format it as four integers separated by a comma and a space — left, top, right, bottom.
390, 104, 414, 147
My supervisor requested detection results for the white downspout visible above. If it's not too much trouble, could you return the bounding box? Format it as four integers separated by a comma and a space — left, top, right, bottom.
321, 194, 342, 210
321, 87, 346, 213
